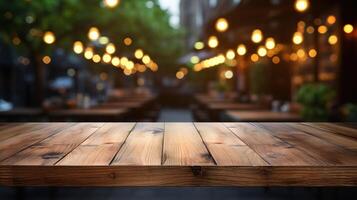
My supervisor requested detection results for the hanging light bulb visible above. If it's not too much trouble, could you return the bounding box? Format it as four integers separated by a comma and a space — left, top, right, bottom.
236, 44, 247, 56
265, 37, 276, 50
135, 49, 144, 59
43, 31, 55, 44
103, 0, 119, 8
295, 0, 309, 12
226, 49, 235, 60
73, 41, 83, 54
292, 32, 304, 44
215, 18, 229, 32
208, 36, 219, 48
251, 29, 263, 43
257, 46, 267, 57
105, 43, 116, 54
88, 27, 100, 41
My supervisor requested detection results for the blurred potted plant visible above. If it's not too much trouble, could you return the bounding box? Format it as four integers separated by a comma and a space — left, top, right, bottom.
296, 83, 336, 121
342, 104, 357, 122
213, 81, 231, 100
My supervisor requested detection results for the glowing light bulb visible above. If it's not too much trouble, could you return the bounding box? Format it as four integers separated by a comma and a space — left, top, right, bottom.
226, 49, 235, 60
344, 24, 354, 34
295, 0, 309, 12
176, 71, 185, 79
208, 36, 219, 48
105, 43, 116, 54
73, 41, 83, 54
224, 70, 233, 79
43, 31, 55, 44
328, 35, 338, 45
236, 44, 247, 56
194, 41, 204, 50
257, 46, 267, 57
104, 0, 119, 8
88, 27, 100, 41
292, 32, 304, 44
251, 29, 263, 43
265, 37, 276, 50
216, 18, 228, 32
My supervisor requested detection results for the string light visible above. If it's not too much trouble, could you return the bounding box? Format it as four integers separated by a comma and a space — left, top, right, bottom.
105, 43, 116, 54
344, 24, 354, 34
73, 41, 84, 54
257, 46, 267, 57
327, 15, 336, 25
265, 37, 276, 50
42, 56, 51, 64
103, 0, 119, 8
318, 25, 328, 34
135, 49, 144, 59
226, 49, 235, 60
295, 0, 309, 12
216, 18, 228, 32
99, 36, 109, 45
84, 47, 94, 59
176, 71, 185, 79
142, 55, 151, 64
224, 70, 233, 79
123, 37, 132, 46
236, 44, 247, 56
308, 49, 317, 58
88, 27, 100, 41
111, 56, 120, 66
92, 54, 101, 63
208, 36, 219, 48
190, 56, 200, 64
272, 56, 280, 64
43, 31, 55, 44
102, 53, 112, 63
251, 54, 259, 62
251, 29, 263, 43
194, 41, 204, 50
328, 35, 338, 45
292, 32, 303, 44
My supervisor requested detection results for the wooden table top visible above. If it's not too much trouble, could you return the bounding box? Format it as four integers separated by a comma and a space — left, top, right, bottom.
225, 110, 302, 122
0, 122, 356, 186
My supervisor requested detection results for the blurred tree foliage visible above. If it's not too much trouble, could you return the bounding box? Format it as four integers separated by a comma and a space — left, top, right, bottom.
0, 0, 183, 103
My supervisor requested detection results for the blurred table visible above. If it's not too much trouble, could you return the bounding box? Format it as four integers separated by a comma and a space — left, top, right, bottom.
48, 108, 128, 122
225, 110, 302, 122
0, 108, 43, 122
0, 122, 356, 186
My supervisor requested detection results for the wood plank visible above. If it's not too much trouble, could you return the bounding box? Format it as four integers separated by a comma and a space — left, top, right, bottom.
288, 123, 357, 150
195, 123, 267, 166
111, 123, 164, 165
1, 123, 102, 165
306, 123, 357, 139
58, 123, 135, 165
257, 123, 357, 166
0, 123, 48, 141
1, 166, 356, 186
163, 123, 215, 166
225, 123, 324, 166
0, 123, 74, 161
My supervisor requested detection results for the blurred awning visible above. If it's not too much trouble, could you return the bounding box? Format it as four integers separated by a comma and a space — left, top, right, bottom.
178, 51, 215, 64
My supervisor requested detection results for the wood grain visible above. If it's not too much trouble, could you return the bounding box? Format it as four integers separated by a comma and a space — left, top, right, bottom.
163, 123, 215, 166
58, 123, 135, 165
111, 123, 164, 165
195, 123, 267, 166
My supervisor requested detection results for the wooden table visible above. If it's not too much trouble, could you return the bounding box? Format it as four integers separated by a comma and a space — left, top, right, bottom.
48, 108, 128, 122
0, 122, 356, 186
225, 110, 302, 122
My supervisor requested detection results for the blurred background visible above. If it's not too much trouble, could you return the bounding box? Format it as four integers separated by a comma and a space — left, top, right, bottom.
0, 0, 357, 123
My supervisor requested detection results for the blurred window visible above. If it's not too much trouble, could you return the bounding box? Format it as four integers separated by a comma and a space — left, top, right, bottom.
209, 0, 217, 7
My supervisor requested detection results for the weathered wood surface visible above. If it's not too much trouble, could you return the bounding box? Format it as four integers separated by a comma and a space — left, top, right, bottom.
0, 122, 356, 186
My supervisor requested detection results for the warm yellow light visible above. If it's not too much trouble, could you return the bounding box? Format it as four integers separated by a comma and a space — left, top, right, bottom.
42, 56, 51, 64
106, 43, 116, 54
306, 26, 314, 34
236, 44, 247, 56
111, 56, 120, 66
297, 49, 306, 58
137, 64, 146, 72
251, 54, 259, 62
226, 49, 235, 60
224, 70, 234, 79
142, 55, 151, 64
290, 53, 298, 61
272, 56, 280, 64
92, 54, 101, 63
104, 0, 119, 8
194, 41, 204, 50
126, 61, 134, 70
180, 68, 188, 75
73, 41, 84, 54
84, 47, 94, 59
99, 36, 109, 45
328, 35, 338, 45
123, 37, 132, 46
88, 27, 100, 41
308, 49, 317, 58
344, 24, 354, 34
120, 57, 128, 66
292, 32, 304, 44
176, 71, 185, 79
327, 15, 336, 25
318, 25, 328, 34
265, 37, 276, 50
257, 46, 267, 57
102, 53, 112, 63
134, 49, 144, 59
208, 36, 219, 48
43, 31, 55, 44
124, 68, 132, 76
251, 29, 263, 43
190, 56, 200, 64
295, 0, 309, 12
216, 18, 229, 32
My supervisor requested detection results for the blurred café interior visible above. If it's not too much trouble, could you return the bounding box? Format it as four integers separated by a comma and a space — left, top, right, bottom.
0, 0, 356, 123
